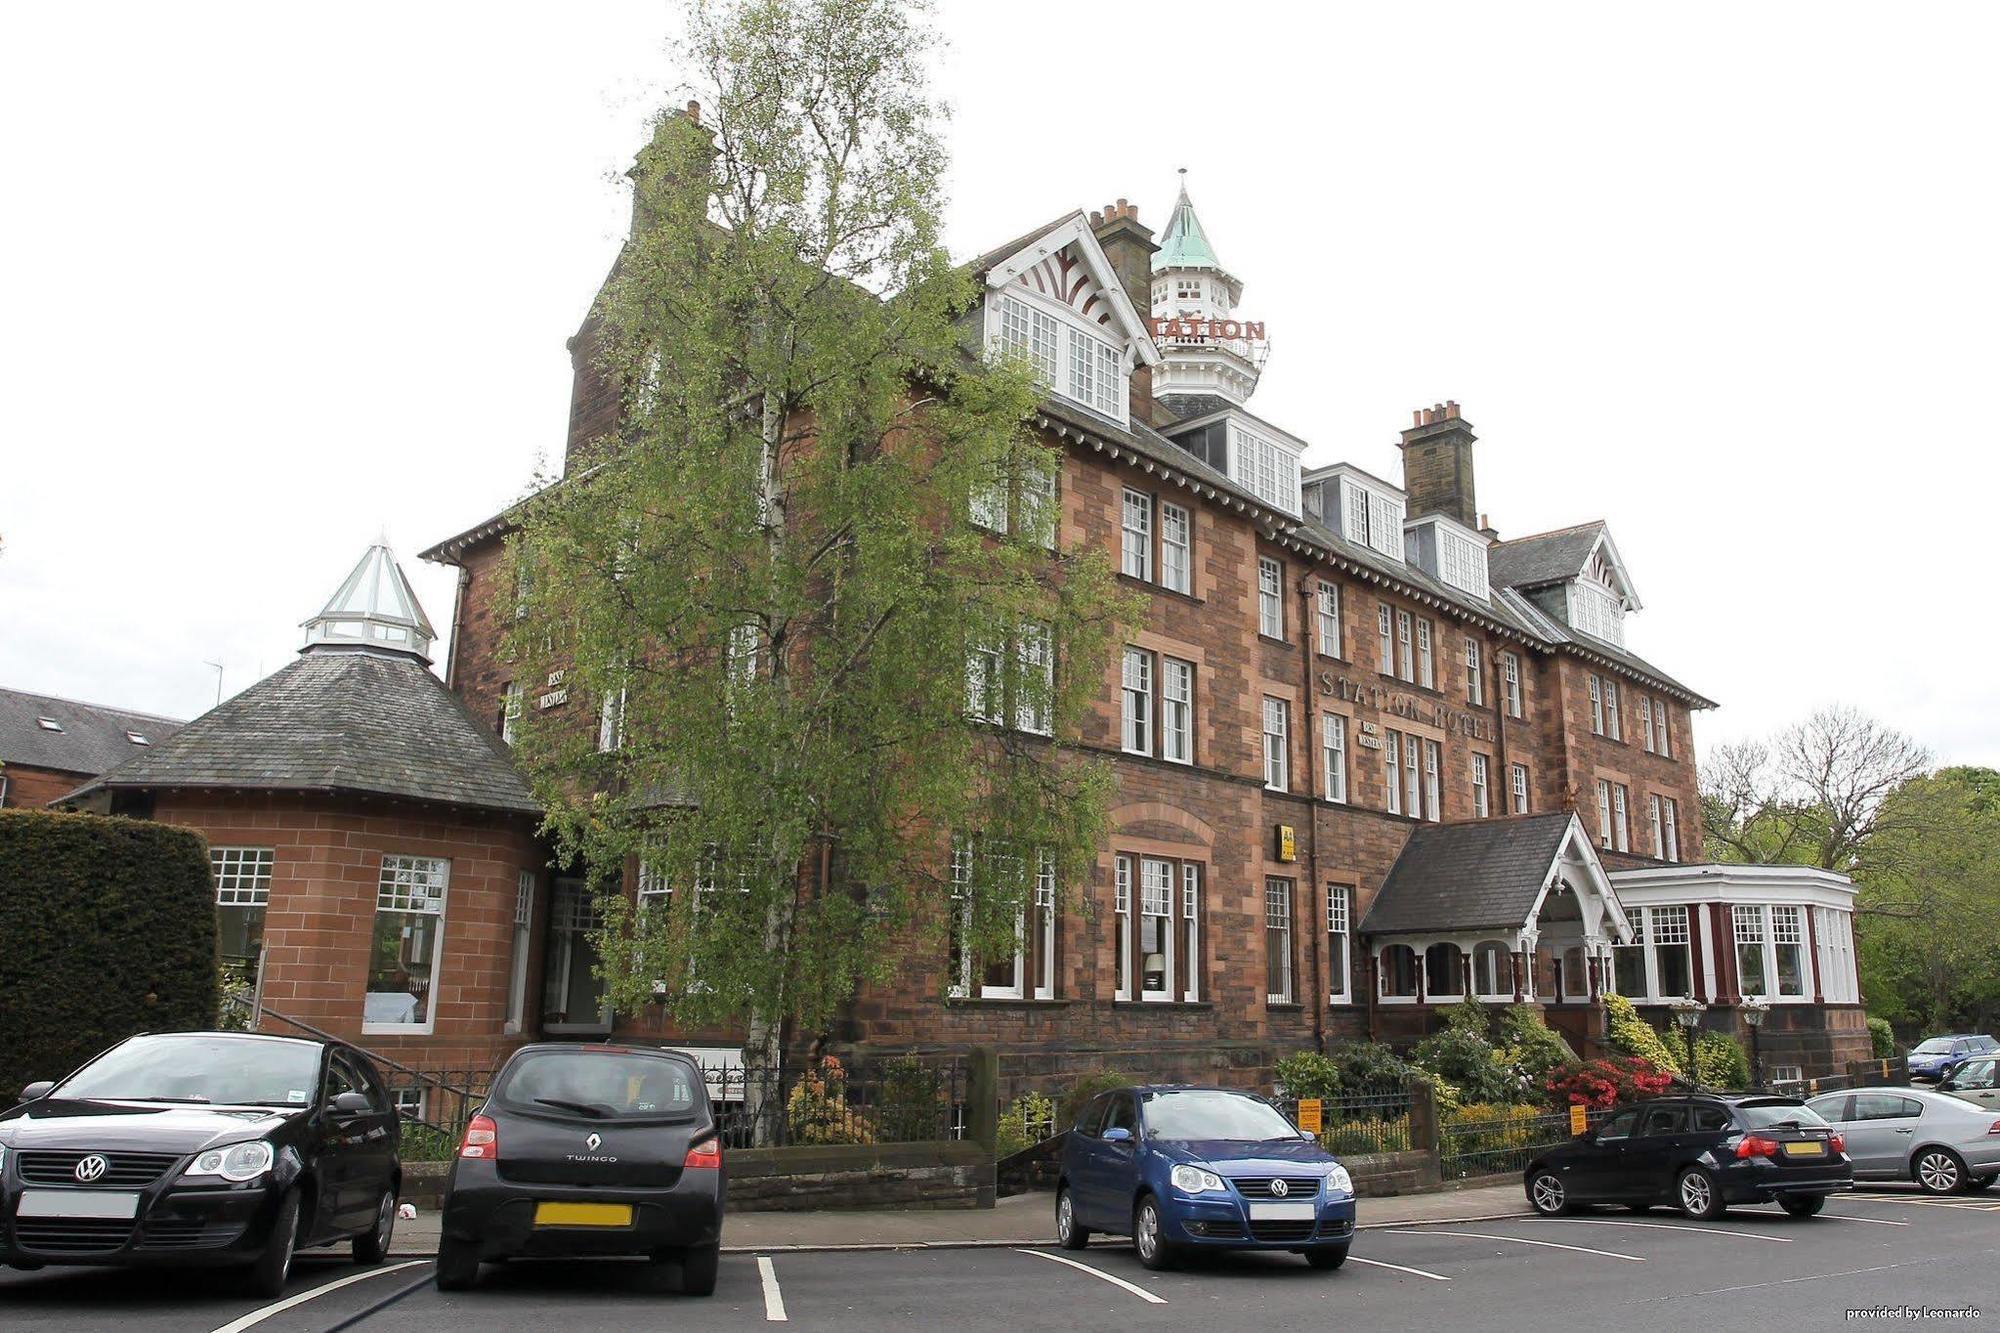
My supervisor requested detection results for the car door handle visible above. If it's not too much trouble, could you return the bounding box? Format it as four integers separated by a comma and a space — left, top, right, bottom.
1894, 1128, 1915, 1134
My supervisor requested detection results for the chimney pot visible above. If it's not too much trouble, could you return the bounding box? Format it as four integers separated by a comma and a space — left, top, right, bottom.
1446, 400, 1460, 419
1090, 210, 1103, 227
1412, 409, 1424, 428
685, 100, 700, 122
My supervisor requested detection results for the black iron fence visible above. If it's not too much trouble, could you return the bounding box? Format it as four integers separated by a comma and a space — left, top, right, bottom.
703, 1054, 970, 1149
1439, 1106, 1610, 1180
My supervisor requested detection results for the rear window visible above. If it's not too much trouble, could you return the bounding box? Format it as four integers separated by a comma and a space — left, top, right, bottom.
492, 1049, 705, 1123
1972, 1037, 1999, 1052
1735, 1101, 1831, 1130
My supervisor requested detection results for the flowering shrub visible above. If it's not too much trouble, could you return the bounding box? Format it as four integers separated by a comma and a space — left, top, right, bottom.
1542, 1055, 1672, 1110
786, 1055, 875, 1144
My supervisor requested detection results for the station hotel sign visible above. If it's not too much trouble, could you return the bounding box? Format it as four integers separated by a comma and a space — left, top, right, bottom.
1319, 671, 1497, 745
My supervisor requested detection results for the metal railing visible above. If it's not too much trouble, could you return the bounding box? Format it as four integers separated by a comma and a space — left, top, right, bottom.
1439, 1106, 1610, 1180
706, 1055, 970, 1149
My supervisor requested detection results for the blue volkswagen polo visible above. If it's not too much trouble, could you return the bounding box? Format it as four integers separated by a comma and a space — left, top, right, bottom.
1055, 1085, 1356, 1270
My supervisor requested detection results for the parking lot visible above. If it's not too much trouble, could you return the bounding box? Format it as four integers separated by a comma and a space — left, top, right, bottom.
3, 1187, 1996, 1332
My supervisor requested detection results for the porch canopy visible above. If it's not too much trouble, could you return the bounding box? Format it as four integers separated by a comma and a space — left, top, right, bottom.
1361, 812, 1632, 1005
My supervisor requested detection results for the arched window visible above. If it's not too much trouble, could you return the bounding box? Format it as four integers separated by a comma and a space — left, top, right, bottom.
1381, 945, 1419, 998
1473, 941, 1513, 998
1425, 943, 1465, 998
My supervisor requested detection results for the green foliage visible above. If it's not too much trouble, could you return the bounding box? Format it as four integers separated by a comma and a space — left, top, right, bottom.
216, 962, 255, 1031
1057, 1070, 1133, 1132
1495, 1005, 1575, 1083
1602, 993, 1683, 1075
1866, 1015, 1896, 1059
398, 1120, 458, 1163
1276, 1043, 1416, 1100
873, 1057, 946, 1142
505, 0, 1140, 1065
0, 811, 219, 1101
1409, 1024, 1524, 1107
996, 1091, 1056, 1158
1438, 1102, 1561, 1174
1693, 1030, 1751, 1089
785, 1056, 875, 1145
1317, 1119, 1411, 1156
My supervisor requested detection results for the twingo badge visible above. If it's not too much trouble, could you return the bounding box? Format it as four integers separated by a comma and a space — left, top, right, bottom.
1276, 824, 1296, 863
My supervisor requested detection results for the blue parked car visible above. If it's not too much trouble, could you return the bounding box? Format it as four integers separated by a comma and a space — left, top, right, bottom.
1056, 1085, 1355, 1271
1907, 1035, 1998, 1083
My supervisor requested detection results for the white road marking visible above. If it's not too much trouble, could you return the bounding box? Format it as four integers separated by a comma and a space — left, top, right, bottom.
1013, 1248, 1168, 1304
207, 1260, 429, 1333
1843, 1194, 2000, 1211
1380, 1228, 1645, 1262
1816, 1212, 1911, 1226
1635, 1257, 1944, 1302
757, 1255, 787, 1322
1547, 1217, 1793, 1244
1346, 1255, 1451, 1281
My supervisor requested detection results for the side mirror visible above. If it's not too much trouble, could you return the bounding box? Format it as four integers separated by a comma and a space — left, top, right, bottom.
1101, 1127, 1133, 1145
1299, 1128, 1317, 1141
331, 1091, 372, 1115
18, 1081, 54, 1104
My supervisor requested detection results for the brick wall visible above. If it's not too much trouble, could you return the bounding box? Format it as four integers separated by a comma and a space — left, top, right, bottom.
0, 764, 89, 809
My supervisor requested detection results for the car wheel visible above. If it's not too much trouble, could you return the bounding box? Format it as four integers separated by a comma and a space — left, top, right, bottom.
680, 1243, 721, 1297
1779, 1194, 1825, 1218
1527, 1169, 1571, 1216
1676, 1167, 1726, 1220
434, 1235, 481, 1292
352, 1188, 395, 1265
245, 1189, 302, 1299
1132, 1196, 1177, 1271
1055, 1187, 1090, 1251
1304, 1244, 1348, 1270
1914, 1147, 1966, 1195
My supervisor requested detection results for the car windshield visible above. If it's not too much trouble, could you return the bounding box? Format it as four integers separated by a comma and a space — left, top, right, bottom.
55, 1035, 321, 1107
1913, 1039, 1956, 1054
1141, 1090, 1298, 1142
492, 1049, 703, 1122
1736, 1101, 1831, 1130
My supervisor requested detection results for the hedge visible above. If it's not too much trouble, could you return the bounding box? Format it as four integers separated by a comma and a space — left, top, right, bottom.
0, 811, 218, 1100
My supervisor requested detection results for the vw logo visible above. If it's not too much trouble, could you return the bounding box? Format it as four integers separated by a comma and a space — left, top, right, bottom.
73, 1155, 109, 1184
1269, 1178, 1289, 1198
585, 1133, 602, 1152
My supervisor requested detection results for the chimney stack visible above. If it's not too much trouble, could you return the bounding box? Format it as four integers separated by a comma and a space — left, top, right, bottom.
1397, 400, 1480, 529
1091, 199, 1158, 416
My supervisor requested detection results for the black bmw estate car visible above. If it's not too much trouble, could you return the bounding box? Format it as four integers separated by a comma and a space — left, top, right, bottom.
1525, 1093, 1852, 1220
0, 1032, 401, 1296
437, 1044, 724, 1294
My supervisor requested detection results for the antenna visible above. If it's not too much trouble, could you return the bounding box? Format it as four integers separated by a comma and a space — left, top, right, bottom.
204, 661, 224, 708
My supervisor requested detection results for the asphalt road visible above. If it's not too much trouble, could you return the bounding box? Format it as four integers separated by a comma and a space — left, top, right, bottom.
4, 1187, 1998, 1332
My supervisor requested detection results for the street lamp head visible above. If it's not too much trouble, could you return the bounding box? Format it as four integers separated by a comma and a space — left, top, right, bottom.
1669, 998, 1707, 1029
1740, 998, 1769, 1029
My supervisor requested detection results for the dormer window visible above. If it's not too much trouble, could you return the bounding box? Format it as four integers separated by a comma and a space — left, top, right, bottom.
992, 292, 1127, 425
1326, 471, 1406, 560
1231, 422, 1300, 516
1569, 579, 1626, 646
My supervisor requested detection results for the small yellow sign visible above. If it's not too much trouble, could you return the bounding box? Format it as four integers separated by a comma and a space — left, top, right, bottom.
1276, 825, 1297, 862
1569, 1104, 1588, 1136
1297, 1098, 1322, 1134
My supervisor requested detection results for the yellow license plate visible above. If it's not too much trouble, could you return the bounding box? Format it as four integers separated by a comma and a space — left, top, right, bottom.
533, 1202, 634, 1228
1782, 1141, 1825, 1157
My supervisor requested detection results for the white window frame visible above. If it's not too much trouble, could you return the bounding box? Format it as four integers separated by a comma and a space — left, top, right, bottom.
1423, 739, 1442, 822
1258, 556, 1284, 638
1321, 712, 1348, 804
1472, 753, 1490, 818
1416, 618, 1435, 689
1510, 762, 1529, 814
1034, 851, 1057, 1001
1641, 697, 1657, 753
1649, 794, 1665, 859
1121, 488, 1153, 581
212, 846, 273, 970
1472, 940, 1514, 1000
1263, 696, 1290, 792
364, 854, 450, 1035
1161, 657, 1193, 764
1404, 734, 1423, 819
1113, 855, 1133, 1001
1160, 502, 1191, 593
1395, 610, 1414, 682
1464, 636, 1483, 706
1014, 621, 1053, 736
1316, 582, 1341, 657
506, 869, 535, 1034
1181, 863, 1201, 1004
1611, 783, 1631, 852
598, 685, 627, 752
1326, 885, 1352, 1004
1612, 904, 1693, 1002
500, 682, 522, 745
1737, 904, 1809, 1002
1657, 704, 1674, 759
1139, 856, 1177, 1002
1597, 780, 1614, 848
1384, 729, 1403, 815
1662, 797, 1680, 862
1265, 878, 1294, 1004
1121, 648, 1153, 756
1589, 675, 1604, 736
1376, 605, 1394, 674
966, 636, 1004, 725
1605, 679, 1622, 741
1502, 651, 1522, 717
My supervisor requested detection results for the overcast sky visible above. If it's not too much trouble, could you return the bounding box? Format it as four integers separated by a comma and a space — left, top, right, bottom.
3, 2, 1994, 768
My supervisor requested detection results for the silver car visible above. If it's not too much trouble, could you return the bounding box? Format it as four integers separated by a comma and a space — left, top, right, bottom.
1937, 1055, 2000, 1112
1805, 1087, 2000, 1194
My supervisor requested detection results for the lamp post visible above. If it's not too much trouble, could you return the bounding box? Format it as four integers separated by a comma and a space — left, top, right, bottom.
1741, 998, 1769, 1091
1670, 998, 1707, 1088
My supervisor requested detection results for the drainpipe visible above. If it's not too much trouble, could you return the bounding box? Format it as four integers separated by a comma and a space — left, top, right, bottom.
1487, 640, 1511, 811
1297, 572, 1324, 1052
443, 562, 471, 691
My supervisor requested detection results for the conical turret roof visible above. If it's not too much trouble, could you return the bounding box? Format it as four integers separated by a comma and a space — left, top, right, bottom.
1153, 179, 1224, 273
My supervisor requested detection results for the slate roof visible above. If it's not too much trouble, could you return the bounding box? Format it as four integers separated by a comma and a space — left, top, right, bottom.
1487, 522, 1606, 592
67, 649, 540, 816
1361, 812, 1578, 935
0, 688, 185, 778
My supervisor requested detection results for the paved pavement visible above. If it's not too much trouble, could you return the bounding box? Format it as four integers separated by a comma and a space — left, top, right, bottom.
5, 1184, 1999, 1330
380, 1179, 1536, 1256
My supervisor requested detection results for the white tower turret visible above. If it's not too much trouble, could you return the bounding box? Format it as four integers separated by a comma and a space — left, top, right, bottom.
1149, 172, 1268, 405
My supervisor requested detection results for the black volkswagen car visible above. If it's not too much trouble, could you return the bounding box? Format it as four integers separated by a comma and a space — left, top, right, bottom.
0, 1032, 401, 1296
1524, 1093, 1851, 1220
437, 1044, 724, 1294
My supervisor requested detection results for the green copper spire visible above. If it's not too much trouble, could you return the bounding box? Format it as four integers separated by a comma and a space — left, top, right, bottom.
1152, 170, 1223, 273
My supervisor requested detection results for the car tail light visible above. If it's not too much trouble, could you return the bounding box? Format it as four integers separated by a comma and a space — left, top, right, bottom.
1828, 1133, 1845, 1154
459, 1113, 499, 1160
1988, 1120, 2000, 1137
1736, 1135, 1781, 1159
683, 1136, 722, 1169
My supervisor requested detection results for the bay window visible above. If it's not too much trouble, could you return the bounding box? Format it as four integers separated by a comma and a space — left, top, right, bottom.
1814, 906, 1857, 1003
1734, 905, 1769, 999
1326, 885, 1351, 1003
1265, 878, 1294, 1004
1612, 904, 1693, 1002
1772, 906, 1807, 998
1322, 712, 1348, 803
1736, 904, 1808, 1000
367, 854, 448, 1032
